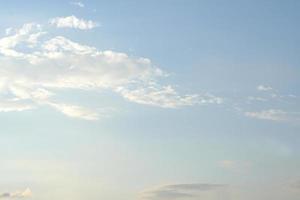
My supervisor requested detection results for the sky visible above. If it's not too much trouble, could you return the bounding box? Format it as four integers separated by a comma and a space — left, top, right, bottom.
0, 0, 300, 200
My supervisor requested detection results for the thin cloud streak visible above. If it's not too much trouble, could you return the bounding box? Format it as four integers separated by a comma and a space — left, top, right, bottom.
140, 183, 227, 200
70, 1, 85, 8
244, 109, 300, 122
0, 188, 32, 199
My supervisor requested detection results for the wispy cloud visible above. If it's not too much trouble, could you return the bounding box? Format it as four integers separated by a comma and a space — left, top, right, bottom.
257, 85, 273, 91
0, 101, 35, 112
247, 96, 267, 102
0, 21, 221, 119
49, 15, 98, 30
0, 188, 32, 199
70, 1, 85, 8
47, 102, 100, 120
5, 27, 13, 35
140, 183, 227, 200
245, 109, 300, 122
117, 84, 223, 108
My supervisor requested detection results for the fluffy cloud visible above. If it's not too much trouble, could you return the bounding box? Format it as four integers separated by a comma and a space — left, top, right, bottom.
0, 22, 221, 120
140, 183, 227, 200
0, 188, 32, 199
0, 23, 45, 58
49, 16, 98, 30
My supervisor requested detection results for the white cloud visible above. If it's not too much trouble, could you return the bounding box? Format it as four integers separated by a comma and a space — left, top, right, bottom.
47, 102, 99, 120
0, 23, 44, 59
0, 22, 219, 119
247, 96, 267, 102
117, 84, 223, 108
257, 85, 273, 91
0, 188, 32, 199
0, 100, 34, 112
5, 27, 13, 35
244, 109, 300, 122
140, 183, 227, 200
49, 16, 98, 30
70, 1, 85, 8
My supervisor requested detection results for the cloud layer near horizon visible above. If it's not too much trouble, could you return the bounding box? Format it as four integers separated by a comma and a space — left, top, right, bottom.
0, 188, 32, 199
140, 183, 227, 200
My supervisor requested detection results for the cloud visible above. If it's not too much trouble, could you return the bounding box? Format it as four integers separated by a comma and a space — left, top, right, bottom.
0, 22, 221, 119
117, 83, 223, 108
0, 188, 32, 199
47, 102, 100, 120
70, 1, 84, 8
0, 100, 35, 112
244, 109, 300, 122
0, 23, 45, 58
49, 16, 98, 30
247, 96, 267, 102
5, 27, 13, 35
257, 85, 273, 91
140, 183, 227, 200
245, 109, 287, 121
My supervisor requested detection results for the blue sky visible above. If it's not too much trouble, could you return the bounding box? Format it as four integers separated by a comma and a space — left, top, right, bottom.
0, 1, 300, 200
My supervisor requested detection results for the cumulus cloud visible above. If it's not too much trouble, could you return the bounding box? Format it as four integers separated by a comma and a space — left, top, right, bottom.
244, 109, 300, 122
49, 16, 98, 30
70, 1, 84, 8
0, 22, 221, 119
140, 183, 227, 200
0, 23, 45, 58
0, 188, 32, 199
